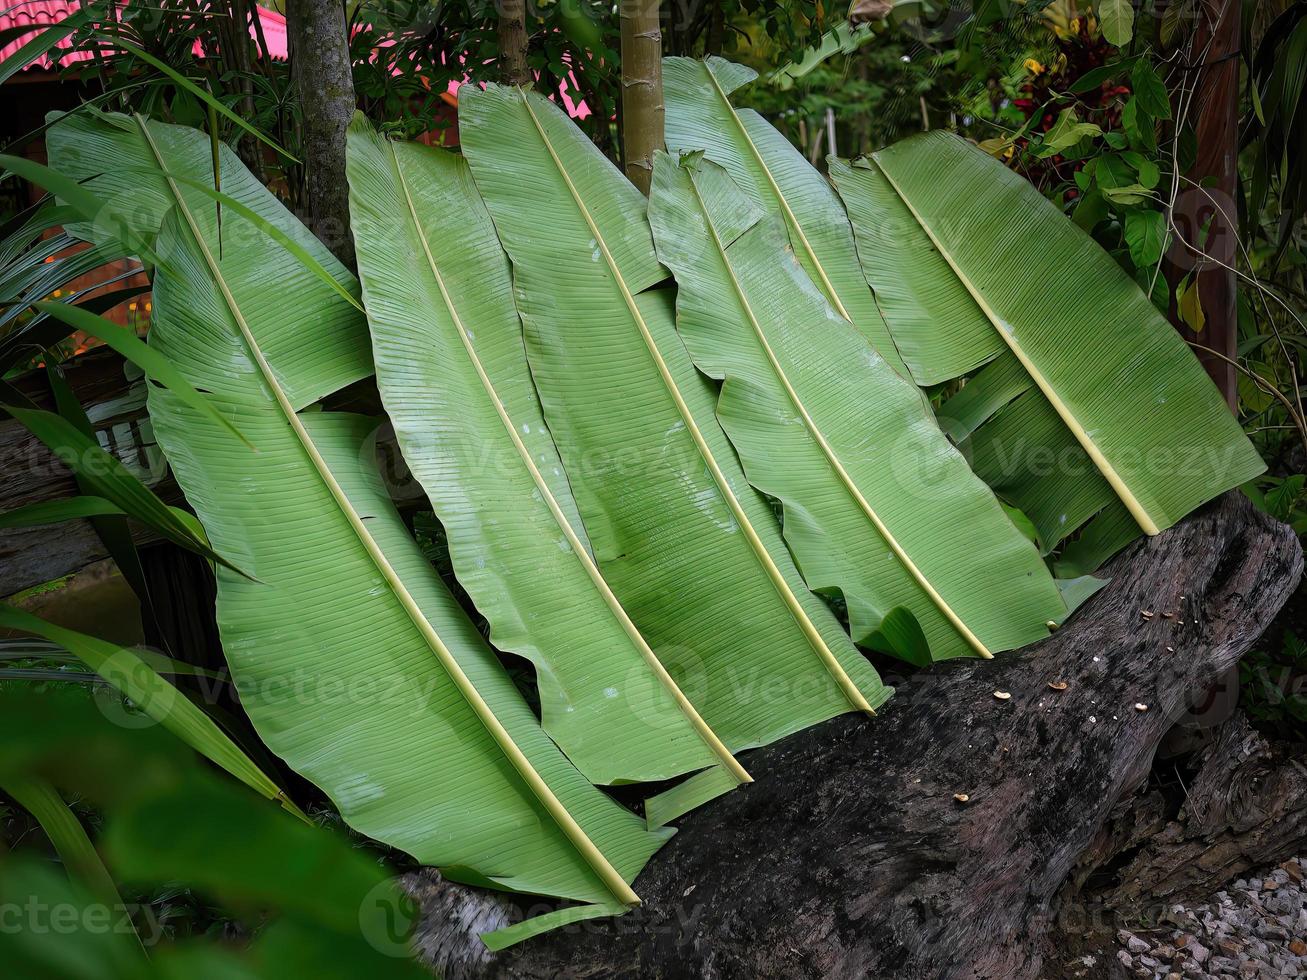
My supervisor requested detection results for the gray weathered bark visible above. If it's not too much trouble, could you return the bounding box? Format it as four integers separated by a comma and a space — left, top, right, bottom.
287, 0, 356, 268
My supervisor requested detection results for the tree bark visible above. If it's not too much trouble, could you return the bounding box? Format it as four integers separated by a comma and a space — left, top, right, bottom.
497, 0, 532, 88
1167, 0, 1241, 409
404, 492, 1303, 978
287, 0, 356, 268
619, 0, 664, 194
1067, 711, 1307, 917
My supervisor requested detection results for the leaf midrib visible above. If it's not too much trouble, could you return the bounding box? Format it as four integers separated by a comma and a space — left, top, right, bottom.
386, 142, 748, 783
870, 150, 1159, 536
700, 60, 853, 324
516, 90, 875, 716
134, 114, 639, 908
685, 171, 994, 659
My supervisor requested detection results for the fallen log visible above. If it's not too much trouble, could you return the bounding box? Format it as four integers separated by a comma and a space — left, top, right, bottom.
1067, 711, 1307, 917
404, 491, 1303, 979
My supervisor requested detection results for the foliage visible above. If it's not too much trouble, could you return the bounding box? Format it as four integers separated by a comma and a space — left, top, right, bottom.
0, 64, 1257, 951
1240, 628, 1307, 737
0, 0, 1299, 956
0, 687, 428, 977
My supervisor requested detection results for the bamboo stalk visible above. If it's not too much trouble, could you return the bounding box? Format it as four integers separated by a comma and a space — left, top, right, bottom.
619, 0, 663, 194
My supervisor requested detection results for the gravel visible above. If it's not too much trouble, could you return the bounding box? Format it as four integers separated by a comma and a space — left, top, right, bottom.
1114, 857, 1307, 979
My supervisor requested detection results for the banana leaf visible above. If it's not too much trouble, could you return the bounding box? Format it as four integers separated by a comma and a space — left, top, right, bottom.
829, 134, 1264, 547
344, 118, 747, 788
45, 111, 338, 312
460, 84, 891, 758
647, 152, 1066, 661
661, 56, 909, 376
136, 132, 664, 926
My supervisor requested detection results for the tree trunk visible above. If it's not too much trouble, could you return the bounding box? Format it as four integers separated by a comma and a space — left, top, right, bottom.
497, 0, 532, 87
403, 492, 1304, 978
1167, 0, 1241, 409
287, 0, 356, 268
704, 1, 725, 57
619, 0, 663, 194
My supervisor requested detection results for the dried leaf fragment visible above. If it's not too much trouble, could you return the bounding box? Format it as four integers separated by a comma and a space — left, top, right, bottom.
953, 793, 970, 804
993, 690, 1011, 701
1135, 703, 1149, 712
1048, 680, 1069, 691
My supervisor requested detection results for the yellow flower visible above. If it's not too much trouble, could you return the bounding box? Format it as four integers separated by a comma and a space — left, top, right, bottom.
129, 302, 138, 311
144, 302, 152, 312
1025, 58, 1045, 75
1069, 17, 1080, 33
52, 289, 62, 298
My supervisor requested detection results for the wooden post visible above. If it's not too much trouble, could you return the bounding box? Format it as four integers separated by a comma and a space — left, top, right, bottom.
620, 0, 664, 194
1169, 0, 1240, 411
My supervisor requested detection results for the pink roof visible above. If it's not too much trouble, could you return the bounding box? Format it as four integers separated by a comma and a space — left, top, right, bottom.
1, 1, 589, 118
0, 0, 288, 69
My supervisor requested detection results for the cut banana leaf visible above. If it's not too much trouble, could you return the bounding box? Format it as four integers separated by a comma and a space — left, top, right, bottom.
345, 118, 746, 788
35, 301, 248, 447
46, 112, 355, 344
829, 135, 1264, 544
460, 84, 890, 755
648, 153, 1066, 661
143, 150, 666, 914
661, 56, 908, 376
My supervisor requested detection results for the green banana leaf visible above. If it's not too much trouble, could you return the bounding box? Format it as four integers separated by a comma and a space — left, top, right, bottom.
46, 111, 351, 331
661, 56, 909, 377
460, 84, 891, 756
344, 118, 747, 788
138, 136, 665, 922
828, 134, 1264, 545
647, 152, 1066, 661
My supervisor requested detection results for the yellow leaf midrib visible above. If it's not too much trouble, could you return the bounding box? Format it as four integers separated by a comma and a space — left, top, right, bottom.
135, 115, 639, 909
870, 152, 1159, 536
701, 61, 853, 324
515, 90, 875, 716
684, 171, 993, 659
386, 141, 749, 784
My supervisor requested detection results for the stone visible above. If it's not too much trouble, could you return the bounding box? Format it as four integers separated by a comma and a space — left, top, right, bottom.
1129, 934, 1153, 954
1119, 949, 1135, 970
